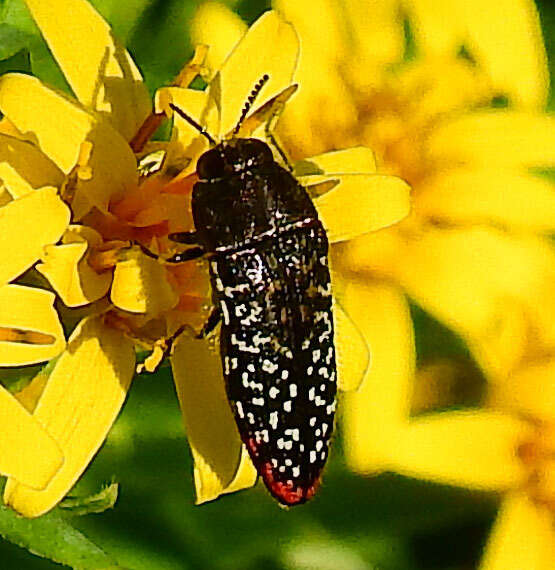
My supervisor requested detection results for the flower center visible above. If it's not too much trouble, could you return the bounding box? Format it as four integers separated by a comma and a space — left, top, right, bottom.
518, 421, 555, 511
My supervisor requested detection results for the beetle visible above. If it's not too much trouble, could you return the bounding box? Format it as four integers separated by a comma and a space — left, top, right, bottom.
151, 77, 337, 505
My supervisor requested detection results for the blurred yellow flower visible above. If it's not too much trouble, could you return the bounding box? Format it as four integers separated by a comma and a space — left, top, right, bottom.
1, 0, 410, 516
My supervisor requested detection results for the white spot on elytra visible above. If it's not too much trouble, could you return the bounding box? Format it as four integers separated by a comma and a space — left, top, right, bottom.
269, 386, 279, 399
289, 384, 297, 398
262, 359, 278, 374
270, 412, 278, 430
252, 397, 264, 406
292, 466, 300, 477
281, 370, 289, 380
283, 400, 292, 412
310, 450, 317, 463
236, 401, 244, 418
220, 301, 230, 325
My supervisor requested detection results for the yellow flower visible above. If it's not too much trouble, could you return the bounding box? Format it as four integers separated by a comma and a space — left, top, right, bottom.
0, 0, 410, 517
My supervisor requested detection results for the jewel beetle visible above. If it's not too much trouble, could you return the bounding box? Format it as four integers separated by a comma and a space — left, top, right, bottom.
161, 77, 338, 506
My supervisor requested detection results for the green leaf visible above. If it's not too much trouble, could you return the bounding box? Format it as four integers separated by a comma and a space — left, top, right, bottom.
60, 483, 119, 516
0, 22, 31, 60
0, 47, 30, 75
0, 502, 122, 569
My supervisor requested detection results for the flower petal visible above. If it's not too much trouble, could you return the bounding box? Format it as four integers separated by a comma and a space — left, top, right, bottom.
0, 134, 64, 199
24, 0, 151, 140
295, 146, 377, 178
0, 186, 70, 284
405, 0, 548, 108
341, 0, 404, 70
4, 316, 135, 518
426, 111, 555, 169
0, 385, 63, 489
0, 73, 138, 218
191, 1, 247, 76
417, 168, 555, 233
391, 411, 531, 490
110, 251, 178, 316
171, 334, 256, 504
490, 358, 555, 422
0, 284, 65, 366
37, 225, 112, 307
214, 11, 299, 136
479, 491, 555, 570
388, 227, 555, 379
341, 281, 415, 474
333, 299, 370, 392
313, 174, 411, 243
458, 0, 548, 109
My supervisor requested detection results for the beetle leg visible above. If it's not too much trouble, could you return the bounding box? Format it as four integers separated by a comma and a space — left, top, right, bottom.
265, 107, 293, 172
133, 241, 205, 264
164, 246, 205, 263
196, 306, 222, 338
168, 231, 199, 244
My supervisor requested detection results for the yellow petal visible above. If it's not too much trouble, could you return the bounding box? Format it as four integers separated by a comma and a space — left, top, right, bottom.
275, 0, 358, 159
490, 358, 555, 422
171, 335, 256, 504
314, 174, 411, 243
333, 299, 369, 392
341, 281, 415, 474
0, 73, 138, 218
390, 227, 555, 379
459, 0, 548, 109
213, 11, 299, 136
37, 225, 112, 307
15, 368, 49, 413
0, 133, 64, 199
404, 0, 465, 53
0, 186, 70, 284
4, 316, 135, 518
417, 168, 555, 233
191, 2, 247, 76
479, 491, 555, 570
426, 111, 555, 169
390, 411, 532, 490
341, 0, 404, 70
274, 0, 347, 70
405, 0, 548, 108
295, 147, 377, 178
110, 251, 178, 316
0, 284, 65, 366
0, 385, 63, 489
24, 0, 151, 140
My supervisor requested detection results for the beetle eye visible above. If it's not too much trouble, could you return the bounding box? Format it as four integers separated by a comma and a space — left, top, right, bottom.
197, 148, 226, 179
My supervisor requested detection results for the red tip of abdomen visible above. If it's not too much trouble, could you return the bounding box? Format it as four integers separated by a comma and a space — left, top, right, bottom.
260, 460, 320, 507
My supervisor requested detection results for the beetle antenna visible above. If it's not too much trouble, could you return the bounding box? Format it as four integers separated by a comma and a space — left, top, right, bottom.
169, 103, 216, 146
233, 74, 270, 135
